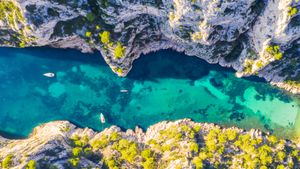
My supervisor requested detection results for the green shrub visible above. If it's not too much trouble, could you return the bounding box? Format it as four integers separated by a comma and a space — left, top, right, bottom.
85, 31, 92, 38
243, 59, 254, 73
1, 154, 13, 169
193, 125, 201, 132
198, 152, 208, 160
70, 135, 88, 147
285, 80, 300, 88
142, 157, 155, 169
277, 151, 286, 162
68, 157, 80, 167
72, 147, 82, 157
91, 136, 109, 149
112, 139, 138, 163
114, 42, 125, 59
192, 157, 203, 169
141, 149, 156, 169
71, 134, 80, 141
19, 41, 26, 48
224, 129, 237, 141
188, 130, 195, 139
217, 133, 227, 144
159, 126, 182, 141
99, 31, 110, 44
258, 145, 273, 166
141, 149, 152, 159
265, 45, 283, 60
288, 7, 297, 17
161, 144, 171, 152
189, 142, 199, 153
255, 61, 264, 69
96, 25, 101, 30
147, 139, 157, 145
105, 157, 118, 169
276, 164, 285, 169
205, 128, 221, 152
114, 67, 124, 74
26, 160, 37, 169
110, 132, 121, 141
267, 135, 278, 145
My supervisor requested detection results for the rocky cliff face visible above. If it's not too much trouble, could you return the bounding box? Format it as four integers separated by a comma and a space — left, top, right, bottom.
0, 119, 300, 169
1, 0, 300, 93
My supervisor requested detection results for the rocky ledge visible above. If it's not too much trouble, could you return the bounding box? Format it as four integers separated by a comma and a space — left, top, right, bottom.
1, 0, 300, 93
0, 119, 300, 169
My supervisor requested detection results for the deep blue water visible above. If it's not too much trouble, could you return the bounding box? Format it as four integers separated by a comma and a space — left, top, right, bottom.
0, 47, 299, 139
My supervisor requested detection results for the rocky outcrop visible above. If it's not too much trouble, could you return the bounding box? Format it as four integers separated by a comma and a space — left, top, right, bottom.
1, 0, 300, 93
0, 121, 101, 169
0, 119, 300, 169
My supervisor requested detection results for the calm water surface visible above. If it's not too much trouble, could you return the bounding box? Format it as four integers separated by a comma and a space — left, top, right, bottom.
0, 47, 299, 139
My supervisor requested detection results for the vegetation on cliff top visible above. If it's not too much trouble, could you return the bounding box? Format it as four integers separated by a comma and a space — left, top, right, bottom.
0, 120, 300, 168
60, 124, 300, 168
0, 1, 25, 28
0, 1, 32, 48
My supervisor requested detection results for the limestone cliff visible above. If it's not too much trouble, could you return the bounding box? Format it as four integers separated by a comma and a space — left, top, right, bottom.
0, 119, 300, 169
1, 0, 300, 93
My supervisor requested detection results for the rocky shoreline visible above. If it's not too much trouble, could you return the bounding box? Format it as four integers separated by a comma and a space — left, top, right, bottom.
0, 119, 300, 169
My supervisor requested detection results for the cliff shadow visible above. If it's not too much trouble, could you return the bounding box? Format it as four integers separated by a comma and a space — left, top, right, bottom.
127, 49, 266, 83
0, 130, 25, 139
0, 47, 106, 66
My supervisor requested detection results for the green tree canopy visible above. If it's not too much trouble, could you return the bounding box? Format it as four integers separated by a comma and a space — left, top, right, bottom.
26, 160, 37, 169
100, 31, 110, 44
114, 42, 125, 59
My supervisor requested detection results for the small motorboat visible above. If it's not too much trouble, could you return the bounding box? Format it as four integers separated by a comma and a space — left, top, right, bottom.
43, 72, 55, 78
100, 113, 106, 124
120, 89, 128, 93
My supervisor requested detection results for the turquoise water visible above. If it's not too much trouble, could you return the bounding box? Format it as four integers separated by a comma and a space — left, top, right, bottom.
0, 47, 300, 139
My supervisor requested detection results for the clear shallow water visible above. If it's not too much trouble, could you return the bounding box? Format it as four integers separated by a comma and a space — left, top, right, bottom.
0, 47, 300, 139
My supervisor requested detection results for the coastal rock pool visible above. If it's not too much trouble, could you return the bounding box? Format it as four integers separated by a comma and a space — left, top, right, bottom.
0, 47, 299, 139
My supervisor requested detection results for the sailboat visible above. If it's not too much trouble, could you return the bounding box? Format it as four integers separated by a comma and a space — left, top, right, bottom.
100, 113, 106, 124
120, 89, 128, 93
43, 72, 55, 78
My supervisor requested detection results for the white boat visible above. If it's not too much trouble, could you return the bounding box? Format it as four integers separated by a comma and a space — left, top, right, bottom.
120, 89, 128, 93
43, 72, 55, 78
100, 113, 106, 124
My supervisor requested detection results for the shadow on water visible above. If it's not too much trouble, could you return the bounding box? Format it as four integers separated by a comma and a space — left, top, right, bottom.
242, 75, 267, 83
0, 47, 106, 65
128, 49, 268, 84
127, 49, 232, 80
0, 47, 268, 84
0, 130, 25, 139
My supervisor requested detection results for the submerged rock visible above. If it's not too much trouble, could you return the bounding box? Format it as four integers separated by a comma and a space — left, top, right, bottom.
1, 0, 300, 93
48, 82, 66, 98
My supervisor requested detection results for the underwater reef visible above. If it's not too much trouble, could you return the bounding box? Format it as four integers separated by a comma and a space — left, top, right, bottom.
0, 119, 300, 169
1, 0, 300, 93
